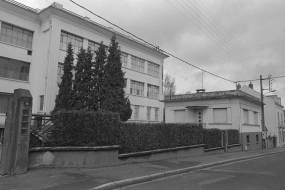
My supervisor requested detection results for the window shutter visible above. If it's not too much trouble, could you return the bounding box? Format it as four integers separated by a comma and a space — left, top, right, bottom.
214, 108, 227, 123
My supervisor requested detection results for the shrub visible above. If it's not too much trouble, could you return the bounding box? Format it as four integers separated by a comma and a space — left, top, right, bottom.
228, 129, 240, 145
118, 123, 203, 153
203, 129, 222, 149
51, 110, 120, 146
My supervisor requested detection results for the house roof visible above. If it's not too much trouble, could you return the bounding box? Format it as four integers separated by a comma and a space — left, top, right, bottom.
162, 90, 263, 105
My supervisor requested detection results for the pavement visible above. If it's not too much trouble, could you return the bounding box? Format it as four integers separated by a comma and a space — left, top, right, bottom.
0, 148, 285, 190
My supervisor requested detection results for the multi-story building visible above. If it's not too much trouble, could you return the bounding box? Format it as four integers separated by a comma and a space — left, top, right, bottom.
0, 0, 168, 137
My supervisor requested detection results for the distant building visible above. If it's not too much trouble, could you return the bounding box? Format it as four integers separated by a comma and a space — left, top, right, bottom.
163, 88, 263, 151
0, 0, 168, 134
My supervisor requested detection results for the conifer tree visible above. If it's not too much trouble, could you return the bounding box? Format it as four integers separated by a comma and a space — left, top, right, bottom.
73, 47, 93, 110
102, 35, 132, 121
52, 43, 74, 114
89, 42, 107, 111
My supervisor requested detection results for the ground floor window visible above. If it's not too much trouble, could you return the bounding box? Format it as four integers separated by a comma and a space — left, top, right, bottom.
174, 110, 185, 123
0, 93, 11, 113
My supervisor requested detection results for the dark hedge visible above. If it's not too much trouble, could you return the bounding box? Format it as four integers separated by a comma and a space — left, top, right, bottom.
203, 129, 222, 149
51, 110, 232, 153
228, 129, 240, 145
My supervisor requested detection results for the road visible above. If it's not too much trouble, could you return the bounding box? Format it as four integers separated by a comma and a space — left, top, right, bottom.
121, 153, 285, 190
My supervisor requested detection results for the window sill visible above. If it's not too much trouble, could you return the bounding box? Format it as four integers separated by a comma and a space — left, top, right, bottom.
0, 77, 29, 83
122, 67, 160, 78
0, 41, 32, 51
243, 124, 260, 126
209, 123, 232, 125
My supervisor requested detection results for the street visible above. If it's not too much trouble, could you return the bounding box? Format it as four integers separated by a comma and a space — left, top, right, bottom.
121, 153, 285, 190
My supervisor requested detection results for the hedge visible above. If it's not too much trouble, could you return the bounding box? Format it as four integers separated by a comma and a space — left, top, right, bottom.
50, 110, 235, 153
228, 129, 240, 145
203, 129, 222, 149
51, 110, 121, 146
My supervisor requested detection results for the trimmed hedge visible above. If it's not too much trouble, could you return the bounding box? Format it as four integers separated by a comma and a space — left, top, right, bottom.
51, 110, 236, 153
51, 110, 121, 146
203, 129, 222, 149
228, 129, 240, 145
119, 123, 203, 153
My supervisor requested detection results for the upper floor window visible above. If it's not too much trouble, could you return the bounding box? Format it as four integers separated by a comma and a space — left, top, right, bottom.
130, 80, 144, 96
60, 31, 83, 53
0, 23, 33, 49
147, 84, 159, 99
121, 53, 128, 68
57, 63, 64, 85
0, 56, 30, 81
148, 62, 159, 77
253, 112, 258, 125
131, 56, 144, 72
88, 41, 100, 53
213, 108, 227, 123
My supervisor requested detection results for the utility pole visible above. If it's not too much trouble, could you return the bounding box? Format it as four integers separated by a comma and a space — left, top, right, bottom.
260, 75, 266, 149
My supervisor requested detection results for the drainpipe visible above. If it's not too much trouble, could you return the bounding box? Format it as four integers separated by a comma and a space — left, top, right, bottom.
43, 19, 53, 115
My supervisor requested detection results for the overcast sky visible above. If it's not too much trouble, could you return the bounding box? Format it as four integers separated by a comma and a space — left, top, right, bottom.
22, 0, 285, 105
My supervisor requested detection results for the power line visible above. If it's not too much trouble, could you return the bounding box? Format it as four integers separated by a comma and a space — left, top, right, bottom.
193, 0, 264, 75
70, 0, 235, 83
236, 75, 285, 83
173, 0, 260, 77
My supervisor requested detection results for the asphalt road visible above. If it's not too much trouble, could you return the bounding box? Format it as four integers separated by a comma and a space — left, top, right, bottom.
121, 153, 285, 190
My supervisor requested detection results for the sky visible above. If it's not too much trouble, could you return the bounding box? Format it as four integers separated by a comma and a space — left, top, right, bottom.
20, 0, 285, 105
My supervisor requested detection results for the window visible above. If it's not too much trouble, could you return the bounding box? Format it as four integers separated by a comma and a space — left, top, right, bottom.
39, 95, 44, 111
174, 110, 185, 123
155, 108, 159, 121
256, 135, 259, 144
57, 63, 64, 84
0, 56, 30, 81
243, 109, 249, 124
0, 93, 11, 113
130, 80, 144, 96
148, 62, 159, 77
121, 53, 128, 68
246, 135, 250, 144
147, 84, 159, 99
253, 112, 258, 125
213, 108, 227, 123
131, 56, 144, 72
60, 31, 83, 53
134, 105, 139, 120
147, 107, 151, 120
88, 40, 100, 53
0, 23, 33, 49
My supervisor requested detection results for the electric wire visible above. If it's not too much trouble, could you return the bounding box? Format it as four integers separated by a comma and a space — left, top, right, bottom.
70, 0, 235, 83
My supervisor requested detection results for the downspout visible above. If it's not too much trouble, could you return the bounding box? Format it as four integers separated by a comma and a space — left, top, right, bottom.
43, 19, 53, 114
239, 101, 244, 151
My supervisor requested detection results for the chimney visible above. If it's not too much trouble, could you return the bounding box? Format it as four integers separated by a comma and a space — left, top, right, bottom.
196, 89, 206, 93
52, 2, 63, 9
249, 82, 253, 89
35, 8, 41, 13
236, 83, 241, 90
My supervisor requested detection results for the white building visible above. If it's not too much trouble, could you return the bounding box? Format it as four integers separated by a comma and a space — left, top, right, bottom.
163, 88, 263, 151
0, 0, 168, 137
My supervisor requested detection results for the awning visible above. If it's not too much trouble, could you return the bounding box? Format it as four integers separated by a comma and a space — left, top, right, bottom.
185, 106, 209, 109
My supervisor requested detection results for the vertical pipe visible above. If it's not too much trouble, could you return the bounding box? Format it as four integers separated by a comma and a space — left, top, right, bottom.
260, 75, 266, 149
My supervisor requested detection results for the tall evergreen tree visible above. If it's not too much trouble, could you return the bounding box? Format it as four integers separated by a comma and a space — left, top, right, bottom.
102, 35, 132, 121
52, 43, 74, 114
89, 42, 107, 111
73, 47, 93, 110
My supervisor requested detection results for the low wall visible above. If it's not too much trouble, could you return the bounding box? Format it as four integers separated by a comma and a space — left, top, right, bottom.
28, 146, 121, 168
204, 147, 224, 155
28, 144, 206, 168
119, 144, 205, 164
228, 144, 242, 153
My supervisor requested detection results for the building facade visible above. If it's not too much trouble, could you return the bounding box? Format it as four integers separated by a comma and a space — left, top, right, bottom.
163, 89, 263, 151
0, 0, 168, 135
240, 85, 285, 148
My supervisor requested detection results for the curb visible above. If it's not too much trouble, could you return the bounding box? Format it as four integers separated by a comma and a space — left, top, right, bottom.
89, 150, 285, 190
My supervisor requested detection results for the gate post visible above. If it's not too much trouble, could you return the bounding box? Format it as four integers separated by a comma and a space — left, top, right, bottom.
0, 89, 32, 175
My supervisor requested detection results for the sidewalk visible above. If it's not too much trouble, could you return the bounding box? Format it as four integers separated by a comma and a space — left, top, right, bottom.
1, 148, 284, 190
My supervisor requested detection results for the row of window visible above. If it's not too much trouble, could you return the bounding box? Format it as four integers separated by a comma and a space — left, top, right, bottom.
129, 80, 159, 99
0, 56, 30, 81
133, 105, 159, 121
0, 23, 33, 49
